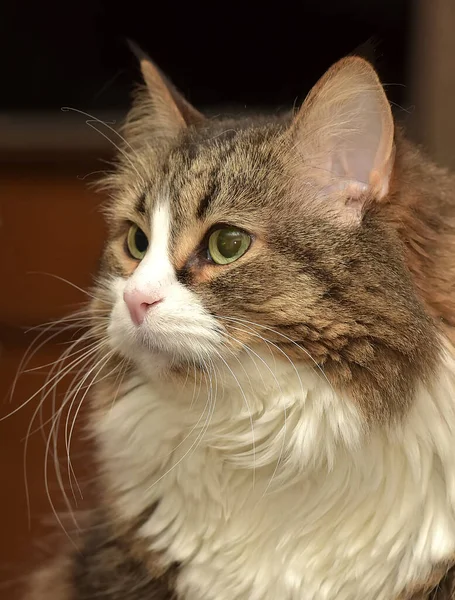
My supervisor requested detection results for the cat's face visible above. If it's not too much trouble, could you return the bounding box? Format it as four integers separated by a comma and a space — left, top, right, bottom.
94, 56, 436, 421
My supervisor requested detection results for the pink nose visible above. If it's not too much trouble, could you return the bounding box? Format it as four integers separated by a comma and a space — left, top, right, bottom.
123, 289, 163, 325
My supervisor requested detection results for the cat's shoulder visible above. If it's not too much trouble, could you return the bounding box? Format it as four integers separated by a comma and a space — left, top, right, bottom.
24, 510, 179, 600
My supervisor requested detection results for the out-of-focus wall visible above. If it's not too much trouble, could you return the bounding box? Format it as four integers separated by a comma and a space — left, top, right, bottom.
409, 0, 455, 169
0, 159, 106, 599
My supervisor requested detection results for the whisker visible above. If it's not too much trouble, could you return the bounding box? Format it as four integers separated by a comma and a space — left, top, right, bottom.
145, 359, 217, 492
25, 308, 106, 333
61, 107, 146, 186
50, 349, 103, 509
26, 272, 97, 300
190, 352, 205, 409
35, 332, 99, 445
217, 321, 305, 494
7, 315, 91, 405
221, 331, 282, 395
65, 350, 117, 501
60, 107, 138, 158
23, 342, 106, 526
106, 359, 129, 425
211, 347, 256, 487
24, 330, 106, 375
25, 338, 109, 439
43, 400, 80, 548
46, 343, 112, 528
219, 315, 336, 396
4, 333, 103, 422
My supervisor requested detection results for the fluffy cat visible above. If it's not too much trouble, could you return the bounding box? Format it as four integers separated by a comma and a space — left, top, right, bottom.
25, 50, 455, 600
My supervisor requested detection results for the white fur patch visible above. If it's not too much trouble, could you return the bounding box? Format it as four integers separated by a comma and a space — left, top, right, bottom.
108, 200, 222, 371
125, 201, 175, 293
95, 339, 455, 600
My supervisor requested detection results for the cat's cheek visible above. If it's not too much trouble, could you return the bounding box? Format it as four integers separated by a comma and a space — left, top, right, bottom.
107, 299, 137, 356
102, 276, 135, 355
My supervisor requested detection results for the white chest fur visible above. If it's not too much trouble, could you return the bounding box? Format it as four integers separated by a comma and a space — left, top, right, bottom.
95, 348, 455, 600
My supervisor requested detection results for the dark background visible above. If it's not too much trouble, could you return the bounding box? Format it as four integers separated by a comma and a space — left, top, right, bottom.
1, 1, 416, 598
2, 0, 410, 113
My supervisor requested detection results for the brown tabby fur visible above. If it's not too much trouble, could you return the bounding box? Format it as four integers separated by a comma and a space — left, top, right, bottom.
24, 53, 455, 599
23, 510, 178, 600
405, 565, 455, 599
101, 118, 440, 423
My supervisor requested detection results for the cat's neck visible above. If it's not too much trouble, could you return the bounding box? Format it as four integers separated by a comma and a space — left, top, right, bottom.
94, 339, 455, 599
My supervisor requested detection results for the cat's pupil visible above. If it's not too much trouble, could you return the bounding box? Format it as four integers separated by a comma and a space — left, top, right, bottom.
217, 230, 243, 258
135, 229, 148, 253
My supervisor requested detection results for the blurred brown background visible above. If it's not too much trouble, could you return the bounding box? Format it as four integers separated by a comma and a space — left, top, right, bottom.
1, 0, 454, 598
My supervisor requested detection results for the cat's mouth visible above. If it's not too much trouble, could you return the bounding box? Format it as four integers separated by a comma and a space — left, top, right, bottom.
107, 303, 223, 371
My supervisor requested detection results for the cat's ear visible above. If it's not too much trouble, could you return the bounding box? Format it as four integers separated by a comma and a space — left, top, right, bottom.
128, 41, 204, 138
291, 57, 394, 221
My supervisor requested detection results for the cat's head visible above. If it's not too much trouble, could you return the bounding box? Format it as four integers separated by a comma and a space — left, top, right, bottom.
93, 53, 437, 423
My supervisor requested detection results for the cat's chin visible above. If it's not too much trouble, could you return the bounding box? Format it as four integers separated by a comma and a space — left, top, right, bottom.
136, 351, 179, 378
108, 334, 182, 375
107, 326, 212, 380
132, 351, 217, 384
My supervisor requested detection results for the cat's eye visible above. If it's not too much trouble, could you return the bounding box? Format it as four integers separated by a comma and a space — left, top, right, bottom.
127, 224, 149, 260
207, 227, 251, 265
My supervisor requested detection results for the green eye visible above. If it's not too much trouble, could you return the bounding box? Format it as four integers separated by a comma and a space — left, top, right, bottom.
207, 227, 251, 265
127, 224, 148, 260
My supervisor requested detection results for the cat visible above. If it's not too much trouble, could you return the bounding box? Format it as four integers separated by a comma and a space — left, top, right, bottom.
24, 48, 455, 600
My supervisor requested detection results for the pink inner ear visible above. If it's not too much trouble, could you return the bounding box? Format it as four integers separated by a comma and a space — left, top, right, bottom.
325, 94, 393, 199
292, 57, 395, 212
